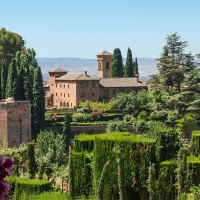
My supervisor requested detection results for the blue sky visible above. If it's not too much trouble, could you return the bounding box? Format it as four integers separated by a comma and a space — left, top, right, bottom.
1, 0, 200, 59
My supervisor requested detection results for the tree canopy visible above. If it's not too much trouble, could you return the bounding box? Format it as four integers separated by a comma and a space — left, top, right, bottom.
123, 48, 134, 77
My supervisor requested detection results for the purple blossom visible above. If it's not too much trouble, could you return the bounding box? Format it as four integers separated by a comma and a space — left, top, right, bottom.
0, 154, 14, 199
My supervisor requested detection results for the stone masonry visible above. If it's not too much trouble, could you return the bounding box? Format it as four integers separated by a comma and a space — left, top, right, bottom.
0, 99, 31, 148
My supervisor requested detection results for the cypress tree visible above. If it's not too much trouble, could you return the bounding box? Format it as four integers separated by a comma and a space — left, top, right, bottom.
23, 65, 32, 100
32, 66, 45, 139
26, 142, 36, 179
63, 112, 71, 150
134, 57, 139, 75
123, 48, 134, 77
6, 59, 21, 100
108, 48, 123, 77
1, 62, 8, 99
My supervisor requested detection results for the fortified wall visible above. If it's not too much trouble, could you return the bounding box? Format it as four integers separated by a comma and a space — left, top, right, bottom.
0, 99, 31, 148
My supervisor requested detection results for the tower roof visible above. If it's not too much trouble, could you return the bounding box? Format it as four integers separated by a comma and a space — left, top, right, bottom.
97, 50, 112, 56
48, 67, 68, 73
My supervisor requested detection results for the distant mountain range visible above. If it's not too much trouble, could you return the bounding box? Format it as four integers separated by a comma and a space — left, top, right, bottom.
37, 57, 158, 81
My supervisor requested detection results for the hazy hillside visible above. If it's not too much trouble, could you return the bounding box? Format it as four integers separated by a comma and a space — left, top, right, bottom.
37, 57, 158, 81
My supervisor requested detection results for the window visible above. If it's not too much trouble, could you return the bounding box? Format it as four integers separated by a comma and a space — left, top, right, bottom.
68, 94, 70, 97
64, 93, 65, 97
68, 85, 69, 88
71, 103, 72, 107
64, 84, 65, 88
92, 93, 95, 96
67, 102, 69, 107
60, 84, 62, 88
60, 102, 62, 107
106, 62, 109, 69
56, 84, 57, 88
56, 93, 57, 96
52, 84, 53, 86
91, 84, 95, 88
113, 90, 116, 95
63, 102, 66, 107
80, 93, 85, 97
80, 84, 84, 88
60, 93, 62, 97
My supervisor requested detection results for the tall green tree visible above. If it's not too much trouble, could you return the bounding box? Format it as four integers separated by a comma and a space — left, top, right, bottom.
134, 57, 139, 75
63, 112, 71, 150
108, 48, 123, 77
1, 62, 8, 99
0, 28, 24, 66
6, 59, 21, 100
0, 66, 1, 99
32, 67, 45, 139
123, 48, 134, 77
156, 33, 196, 93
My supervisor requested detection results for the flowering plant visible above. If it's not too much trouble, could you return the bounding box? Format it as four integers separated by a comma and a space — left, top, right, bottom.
92, 110, 103, 121
0, 154, 14, 199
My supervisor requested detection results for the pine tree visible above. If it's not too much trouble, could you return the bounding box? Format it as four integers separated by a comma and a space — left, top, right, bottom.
6, 59, 21, 100
134, 57, 139, 75
1, 62, 8, 99
63, 112, 71, 150
32, 67, 45, 139
123, 48, 134, 77
108, 48, 123, 77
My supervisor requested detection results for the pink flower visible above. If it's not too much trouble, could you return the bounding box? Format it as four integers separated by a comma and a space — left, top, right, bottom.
0, 154, 14, 198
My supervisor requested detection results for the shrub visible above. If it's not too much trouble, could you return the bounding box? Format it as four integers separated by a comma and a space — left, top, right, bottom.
106, 120, 128, 132
123, 114, 133, 123
77, 107, 90, 113
137, 110, 148, 120
150, 110, 168, 121
133, 119, 148, 133
72, 113, 93, 123
99, 113, 124, 121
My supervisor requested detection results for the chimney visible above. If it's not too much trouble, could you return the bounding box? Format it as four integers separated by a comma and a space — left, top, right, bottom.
135, 74, 139, 82
84, 71, 87, 76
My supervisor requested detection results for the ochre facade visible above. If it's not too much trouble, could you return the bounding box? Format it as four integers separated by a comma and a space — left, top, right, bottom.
0, 99, 31, 148
44, 50, 148, 108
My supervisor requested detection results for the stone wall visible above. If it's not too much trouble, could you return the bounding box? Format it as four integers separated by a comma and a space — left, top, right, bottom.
0, 100, 31, 148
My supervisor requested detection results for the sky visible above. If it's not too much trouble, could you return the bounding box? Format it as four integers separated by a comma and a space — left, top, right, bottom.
1, 0, 200, 59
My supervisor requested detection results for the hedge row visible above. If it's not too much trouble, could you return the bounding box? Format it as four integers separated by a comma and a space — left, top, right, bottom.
6, 177, 52, 200
69, 133, 156, 199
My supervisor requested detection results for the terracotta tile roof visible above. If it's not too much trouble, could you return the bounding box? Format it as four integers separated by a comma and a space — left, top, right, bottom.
77, 73, 99, 80
48, 67, 68, 73
55, 73, 82, 81
55, 72, 98, 81
99, 78, 147, 88
97, 50, 112, 56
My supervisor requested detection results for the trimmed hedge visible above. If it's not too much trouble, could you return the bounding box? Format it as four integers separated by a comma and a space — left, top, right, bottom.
69, 133, 156, 199
190, 130, 200, 157
13, 178, 52, 200
99, 113, 124, 121
24, 192, 70, 200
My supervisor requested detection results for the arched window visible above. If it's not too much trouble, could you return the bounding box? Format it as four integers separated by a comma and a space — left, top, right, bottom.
67, 102, 69, 107
63, 102, 66, 107
106, 62, 109, 69
99, 61, 101, 70
60, 102, 62, 107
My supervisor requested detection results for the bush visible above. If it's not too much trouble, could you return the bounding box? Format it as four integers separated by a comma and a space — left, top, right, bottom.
123, 114, 134, 123
150, 110, 168, 121
106, 120, 128, 132
133, 119, 148, 133
72, 113, 93, 123
99, 113, 124, 121
77, 107, 90, 113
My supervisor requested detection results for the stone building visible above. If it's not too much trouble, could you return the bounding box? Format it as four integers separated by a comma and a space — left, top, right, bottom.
44, 50, 147, 107
0, 98, 31, 148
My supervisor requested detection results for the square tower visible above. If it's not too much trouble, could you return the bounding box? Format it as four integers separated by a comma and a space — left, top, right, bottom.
97, 50, 112, 78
